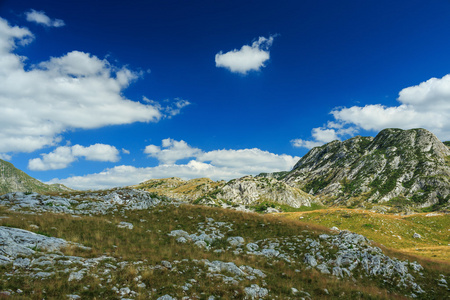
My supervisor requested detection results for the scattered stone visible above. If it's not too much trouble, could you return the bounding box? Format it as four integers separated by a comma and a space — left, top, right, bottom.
68, 270, 85, 282
413, 233, 422, 239
176, 236, 188, 243
117, 222, 133, 230
246, 243, 259, 252
161, 260, 172, 269
244, 284, 268, 299
304, 253, 317, 267
157, 295, 176, 300
227, 236, 245, 246
194, 240, 208, 248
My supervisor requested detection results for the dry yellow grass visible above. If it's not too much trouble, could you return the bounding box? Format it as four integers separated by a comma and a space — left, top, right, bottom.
279, 208, 450, 262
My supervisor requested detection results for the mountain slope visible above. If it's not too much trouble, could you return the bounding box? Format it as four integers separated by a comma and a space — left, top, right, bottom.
211, 175, 317, 208
133, 175, 320, 210
284, 128, 450, 210
0, 159, 72, 194
131, 177, 224, 202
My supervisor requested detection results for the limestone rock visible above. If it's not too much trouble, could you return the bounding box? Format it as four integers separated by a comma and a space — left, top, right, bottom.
217, 175, 318, 208
244, 284, 268, 299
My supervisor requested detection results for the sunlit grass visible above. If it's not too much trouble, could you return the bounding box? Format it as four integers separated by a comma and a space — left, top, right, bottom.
0, 203, 448, 299
280, 208, 450, 262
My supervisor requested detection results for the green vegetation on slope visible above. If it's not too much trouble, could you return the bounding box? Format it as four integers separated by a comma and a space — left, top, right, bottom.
0, 159, 71, 194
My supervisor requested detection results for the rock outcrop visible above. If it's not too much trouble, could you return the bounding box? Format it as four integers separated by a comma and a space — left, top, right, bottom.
214, 175, 317, 208
132, 177, 224, 202
134, 175, 320, 210
284, 128, 450, 209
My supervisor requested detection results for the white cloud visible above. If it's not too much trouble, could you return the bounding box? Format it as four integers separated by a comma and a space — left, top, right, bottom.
71, 144, 120, 162
0, 153, 12, 161
290, 139, 323, 150
165, 99, 191, 117
331, 75, 450, 140
28, 144, 120, 171
291, 127, 344, 149
144, 138, 202, 164
25, 9, 65, 27
292, 74, 450, 149
0, 17, 188, 155
48, 139, 300, 190
122, 148, 130, 155
215, 36, 275, 74
197, 148, 298, 173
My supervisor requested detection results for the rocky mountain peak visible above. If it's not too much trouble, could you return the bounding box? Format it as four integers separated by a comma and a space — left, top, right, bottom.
368, 128, 450, 157
284, 128, 450, 210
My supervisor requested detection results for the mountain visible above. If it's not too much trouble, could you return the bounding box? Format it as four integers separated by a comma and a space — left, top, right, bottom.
0, 159, 72, 194
283, 128, 450, 210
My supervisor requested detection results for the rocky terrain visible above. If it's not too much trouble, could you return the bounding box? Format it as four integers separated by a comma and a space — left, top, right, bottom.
134, 176, 320, 212
207, 175, 316, 208
132, 177, 224, 202
0, 189, 448, 299
283, 128, 450, 210
0, 159, 71, 194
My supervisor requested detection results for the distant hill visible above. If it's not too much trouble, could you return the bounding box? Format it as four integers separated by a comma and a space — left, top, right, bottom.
0, 159, 72, 194
283, 128, 450, 210
132, 175, 320, 210
132, 177, 224, 202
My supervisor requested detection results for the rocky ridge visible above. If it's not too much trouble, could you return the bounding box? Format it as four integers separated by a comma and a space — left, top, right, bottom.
0, 188, 173, 215
284, 128, 450, 209
132, 177, 224, 202
211, 175, 316, 208
134, 175, 320, 211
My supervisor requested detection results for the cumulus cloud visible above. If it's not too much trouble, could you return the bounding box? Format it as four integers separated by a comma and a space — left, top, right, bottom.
0, 17, 188, 157
291, 126, 346, 149
28, 144, 120, 171
144, 138, 203, 164
48, 139, 300, 190
215, 35, 275, 74
25, 9, 65, 27
292, 74, 450, 149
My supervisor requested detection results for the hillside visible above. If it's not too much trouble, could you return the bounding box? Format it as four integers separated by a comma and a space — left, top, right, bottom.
0, 189, 448, 299
133, 176, 321, 211
132, 177, 224, 202
283, 128, 450, 211
0, 159, 72, 194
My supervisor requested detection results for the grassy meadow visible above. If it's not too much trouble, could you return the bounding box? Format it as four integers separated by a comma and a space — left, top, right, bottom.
0, 202, 449, 299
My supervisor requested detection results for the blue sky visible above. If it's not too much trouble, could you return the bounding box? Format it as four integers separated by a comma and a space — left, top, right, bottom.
1, 0, 450, 189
